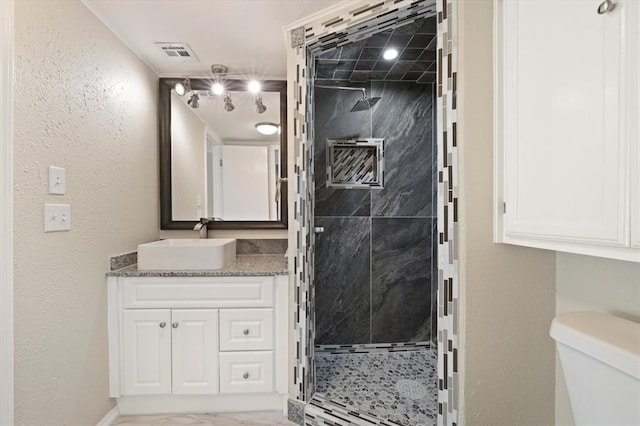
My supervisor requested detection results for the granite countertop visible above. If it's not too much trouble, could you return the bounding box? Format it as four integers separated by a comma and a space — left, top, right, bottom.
106, 254, 288, 277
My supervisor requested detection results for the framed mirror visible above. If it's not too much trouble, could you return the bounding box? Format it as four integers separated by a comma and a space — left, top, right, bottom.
159, 78, 287, 230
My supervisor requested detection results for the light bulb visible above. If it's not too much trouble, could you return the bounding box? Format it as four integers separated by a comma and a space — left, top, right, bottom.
175, 82, 186, 96
248, 80, 261, 93
211, 82, 225, 96
383, 48, 398, 60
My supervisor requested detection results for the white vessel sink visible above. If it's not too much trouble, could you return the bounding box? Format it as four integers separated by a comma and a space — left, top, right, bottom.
137, 239, 236, 271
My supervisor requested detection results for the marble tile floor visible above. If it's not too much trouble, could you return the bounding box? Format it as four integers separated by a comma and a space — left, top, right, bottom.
314, 349, 438, 425
112, 411, 297, 426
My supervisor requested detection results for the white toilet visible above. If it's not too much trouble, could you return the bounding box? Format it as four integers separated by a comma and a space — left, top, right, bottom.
550, 312, 640, 426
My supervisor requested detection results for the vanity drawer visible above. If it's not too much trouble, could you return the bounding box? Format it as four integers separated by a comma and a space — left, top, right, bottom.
219, 351, 274, 394
122, 276, 274, 309
219, 309, 274, 351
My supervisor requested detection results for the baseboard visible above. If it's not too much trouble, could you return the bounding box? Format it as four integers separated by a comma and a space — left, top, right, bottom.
96, 406, 120, 426
116, 393, 286, 416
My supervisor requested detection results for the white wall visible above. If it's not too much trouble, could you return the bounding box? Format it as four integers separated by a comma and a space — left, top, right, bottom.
13, 1, 159, 424
555, 253, 640, 425
457, 0, 558, 424
171, 91, 206, 220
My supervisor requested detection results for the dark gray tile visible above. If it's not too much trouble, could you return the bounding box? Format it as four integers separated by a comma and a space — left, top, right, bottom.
339, 40, 366, 60
418, 16, 437, 34
430, 218, 438, 347
354, 60, 376, 71
399, 48, 423, 61
410, 61, 432, 72
336, 60, 357, 71
316, 61, 337, 79
408, 34, 435, 49
319, 47, 342, 60
369, 71, 389, 80
371, 81, 434, 216
417, 72, 437, 84
371, 218, 432, 343
333, 70, 353, 80
365, 31, 392, 48
314, 84, 372, 217
387, 34, 412, 50
350, 71, 370, 82
314, 217, 371, 344
360, 47, 382, 60
388, 61, 414, 75
373, 60, 394, 71
403, 71, 424, 81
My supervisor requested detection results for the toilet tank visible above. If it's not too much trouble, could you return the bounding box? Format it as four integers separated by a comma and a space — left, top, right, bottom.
550, 312, 640, 426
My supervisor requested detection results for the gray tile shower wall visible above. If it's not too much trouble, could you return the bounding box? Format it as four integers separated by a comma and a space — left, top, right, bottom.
314, 217, 371, 344
371, 217, 433, 342
314, 80, 437, 345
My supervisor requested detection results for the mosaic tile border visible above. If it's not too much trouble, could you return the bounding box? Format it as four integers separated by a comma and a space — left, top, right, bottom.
286, 1, 459, 425
315, 341, 432, 354
435, 1, 458, 424
109, 251, 137, 271
305, 394, 402, 426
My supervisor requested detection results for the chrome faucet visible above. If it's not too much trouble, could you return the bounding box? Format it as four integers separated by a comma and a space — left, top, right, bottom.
193, 218, 211, 239
193, 217, 223, 239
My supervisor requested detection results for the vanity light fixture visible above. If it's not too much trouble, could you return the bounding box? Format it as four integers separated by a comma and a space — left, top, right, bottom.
383, 48, 398, 60
255, 95, 267, 114
248, 79, 261, 94
187, 92, 200, 108
223, 94, 235, 112
255, 122, 279, 135
174, 77, 190, 96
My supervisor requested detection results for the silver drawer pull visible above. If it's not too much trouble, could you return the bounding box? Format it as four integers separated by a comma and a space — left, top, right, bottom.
243, 329, 250, 335
243, 372, 249, 379
597, 0, 615, 14
159, 322, 166, 328
172, 322, 179, 328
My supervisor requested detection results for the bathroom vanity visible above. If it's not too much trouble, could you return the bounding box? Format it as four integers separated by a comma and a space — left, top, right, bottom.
106, 249, 289, 415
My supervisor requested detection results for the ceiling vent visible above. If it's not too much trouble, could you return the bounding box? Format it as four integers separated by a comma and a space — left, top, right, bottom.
155, 42, 199, 62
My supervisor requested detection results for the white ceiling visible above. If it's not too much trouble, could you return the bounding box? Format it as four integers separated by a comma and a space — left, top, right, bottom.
83, 0, 342, 78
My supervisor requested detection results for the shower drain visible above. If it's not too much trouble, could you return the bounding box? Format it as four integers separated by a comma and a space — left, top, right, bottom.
395, 379, 428, 399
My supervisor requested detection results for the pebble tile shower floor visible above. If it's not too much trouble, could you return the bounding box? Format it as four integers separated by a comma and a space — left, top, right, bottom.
314, 349, 438, 425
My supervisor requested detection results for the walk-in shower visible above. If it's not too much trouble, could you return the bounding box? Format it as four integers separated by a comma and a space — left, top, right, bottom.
307, 14, 438, 426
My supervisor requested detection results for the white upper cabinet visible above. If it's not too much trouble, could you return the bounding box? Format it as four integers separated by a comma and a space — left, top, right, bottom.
495, 0, 640, 262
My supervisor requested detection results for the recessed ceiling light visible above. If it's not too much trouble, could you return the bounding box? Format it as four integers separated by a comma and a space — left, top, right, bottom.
211, 82, 225, 96
248, 80, 261, 93
255, 122, 279, 135
383, 48, 398, 60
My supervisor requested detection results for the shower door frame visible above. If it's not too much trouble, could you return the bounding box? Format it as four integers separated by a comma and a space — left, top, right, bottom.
285, 0, 460, 424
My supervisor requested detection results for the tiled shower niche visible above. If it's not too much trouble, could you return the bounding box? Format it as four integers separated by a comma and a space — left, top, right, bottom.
327, 139, 384, 189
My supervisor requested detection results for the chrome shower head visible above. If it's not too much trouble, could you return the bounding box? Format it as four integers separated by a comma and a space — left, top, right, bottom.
350, 96, 381, 112
314, 85, 381, 112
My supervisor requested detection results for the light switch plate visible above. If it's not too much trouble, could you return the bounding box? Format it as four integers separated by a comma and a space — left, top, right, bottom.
48, 166, 66, 195
44, 204, 71, 232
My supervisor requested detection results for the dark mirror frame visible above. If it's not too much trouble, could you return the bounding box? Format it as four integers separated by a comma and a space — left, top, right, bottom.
159, 78, 288, 230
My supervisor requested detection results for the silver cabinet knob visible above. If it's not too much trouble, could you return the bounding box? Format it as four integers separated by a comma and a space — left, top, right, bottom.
243, 372, 249, 379
243, 329, 250, 335
597, 0, 615, 14
172, 322, 179, 328
159, 322, 166, 328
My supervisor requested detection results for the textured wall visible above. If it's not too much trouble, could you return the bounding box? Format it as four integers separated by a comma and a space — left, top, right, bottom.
457, 0, 557, 424
13, 1, 159, 424
555, 253, 640, 425
313, 80, 437, 345
171, 91, 205, 220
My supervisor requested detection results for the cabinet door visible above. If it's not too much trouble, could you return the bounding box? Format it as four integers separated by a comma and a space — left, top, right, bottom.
171, 309, 219, 394
123, 309, 171, 395
500, 0, 628, 247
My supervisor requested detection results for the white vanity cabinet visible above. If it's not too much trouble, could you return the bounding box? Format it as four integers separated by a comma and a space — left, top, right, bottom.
494, 0, 640, 262
108, 274, 289, 414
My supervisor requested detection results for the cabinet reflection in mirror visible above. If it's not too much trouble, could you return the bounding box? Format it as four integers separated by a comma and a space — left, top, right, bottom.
159, 78, 287, 230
